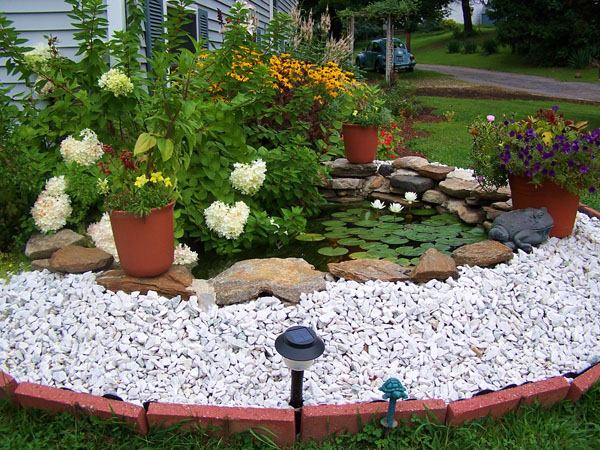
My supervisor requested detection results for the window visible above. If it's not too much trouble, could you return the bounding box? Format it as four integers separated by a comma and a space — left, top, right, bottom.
372, 42, 381, 52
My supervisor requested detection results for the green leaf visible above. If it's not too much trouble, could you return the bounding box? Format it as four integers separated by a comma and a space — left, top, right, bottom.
134, 133, 157, 155
296, 233, 326, 242
318, 247, 349, 256
157, 138, 174, 162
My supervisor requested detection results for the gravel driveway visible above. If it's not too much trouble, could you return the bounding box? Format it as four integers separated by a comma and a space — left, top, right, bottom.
419, 64, 600, 103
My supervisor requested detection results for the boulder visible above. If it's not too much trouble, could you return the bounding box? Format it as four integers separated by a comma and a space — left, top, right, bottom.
444, 198, 467, 214
438, 178, 479, 198
25, 229, 86, 260
389, 175, 435, 195
327, 259, 411, 283
457, 205, 485, 224
331, 178, 364, 190
49, 245, 113, 273
416, 164, 455, 181
411, 249, 458, 282
377, 164, 394, 177
391, 168, 420, 177
326, 158, 377, 177
209, 258, 327, 305
31, 259, 52, 271
97, 266, 194, 299
491, 199, 513, 211
452, 240, 513, 267
422, 189, 448, 205
483, 206, 505, 221
392, 156, 429, 170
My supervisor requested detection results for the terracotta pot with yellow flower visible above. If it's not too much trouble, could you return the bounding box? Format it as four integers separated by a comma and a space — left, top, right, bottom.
98, 145, 176, 277
342, 84, 392, 164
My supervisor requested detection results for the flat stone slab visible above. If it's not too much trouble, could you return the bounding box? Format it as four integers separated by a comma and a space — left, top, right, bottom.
411, 249, 458, 282
392, 156, 429, 170
438, 178, 480, 199
209, 258, 327, 305
25, 229, 86, 260
390, 175, 435, 195
97, 266, 194, 299
491, 199, 513, 211
50, 245, 113, 273
330, 178, 364, 190
457, 205, 485, 224
422, 189, 448, 205
327, 259, 411, 283
452, 240, 514, 268
416, 164, 456, 181
325, 159, 377, 178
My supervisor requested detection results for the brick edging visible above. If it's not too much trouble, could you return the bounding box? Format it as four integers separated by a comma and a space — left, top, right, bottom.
2, 365, 599, 444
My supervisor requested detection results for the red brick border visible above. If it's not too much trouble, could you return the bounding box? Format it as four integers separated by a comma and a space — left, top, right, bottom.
13, 382, 148, 433
567, 364, 600, 401
0, 371, 17, 400
147, 403, 295, 447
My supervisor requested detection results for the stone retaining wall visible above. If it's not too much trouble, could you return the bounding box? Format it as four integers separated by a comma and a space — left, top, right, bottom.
321, 157, 512, 228
2, 366, 599, 446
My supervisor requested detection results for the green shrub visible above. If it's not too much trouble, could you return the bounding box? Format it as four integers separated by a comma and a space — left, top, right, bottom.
568, 48, 592, 69
381, 80, 422, 118
463, 41, 478, 54
482, 38, 499, 55
447, 40, 461, 54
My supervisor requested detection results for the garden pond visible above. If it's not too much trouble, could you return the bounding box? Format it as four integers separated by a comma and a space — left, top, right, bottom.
192, 203, 488, 279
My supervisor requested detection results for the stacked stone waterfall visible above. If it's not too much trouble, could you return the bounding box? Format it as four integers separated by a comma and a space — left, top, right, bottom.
321, 157, 512, 228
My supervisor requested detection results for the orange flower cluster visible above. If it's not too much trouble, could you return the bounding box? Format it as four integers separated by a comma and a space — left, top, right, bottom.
268, 53, 355, 98
226, 46, 263, 83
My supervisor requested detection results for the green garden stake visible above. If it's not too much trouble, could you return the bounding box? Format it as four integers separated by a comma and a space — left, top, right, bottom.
379, 378, 408, 429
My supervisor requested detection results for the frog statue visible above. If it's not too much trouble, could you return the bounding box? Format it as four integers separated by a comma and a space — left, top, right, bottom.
488, 207, 554, 253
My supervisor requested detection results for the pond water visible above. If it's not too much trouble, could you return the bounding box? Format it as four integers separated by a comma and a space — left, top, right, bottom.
192, 202, 488, 279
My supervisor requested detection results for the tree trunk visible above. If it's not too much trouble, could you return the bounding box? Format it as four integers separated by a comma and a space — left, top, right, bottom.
461, 0, 473, 36
405, 30, 411, 52
385, 15, 393, 85
349, 15, 355, 55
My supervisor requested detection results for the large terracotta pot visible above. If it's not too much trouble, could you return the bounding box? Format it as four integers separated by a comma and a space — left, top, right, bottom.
508, 175, 579, 238
109, 202, 175, 277
342, 124, 378, 164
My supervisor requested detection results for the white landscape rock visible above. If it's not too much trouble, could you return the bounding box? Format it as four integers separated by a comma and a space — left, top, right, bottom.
0, 213, 599, 407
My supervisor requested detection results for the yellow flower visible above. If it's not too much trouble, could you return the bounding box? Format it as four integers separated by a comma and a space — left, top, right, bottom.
542, 131, 554, 146
164, 177, 173, 187
150, 171, 164, 183
134, 174, 148, 188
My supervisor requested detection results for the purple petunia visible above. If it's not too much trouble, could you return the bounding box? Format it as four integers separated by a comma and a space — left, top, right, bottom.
579, 165, 589, 174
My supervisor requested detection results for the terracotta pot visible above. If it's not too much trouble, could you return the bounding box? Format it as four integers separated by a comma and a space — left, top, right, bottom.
342, 124, 378, 164
109, 202, 175, 277
508, 175, 579, 238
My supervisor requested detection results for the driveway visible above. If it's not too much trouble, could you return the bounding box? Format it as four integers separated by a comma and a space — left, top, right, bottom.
418, 64, 600, 103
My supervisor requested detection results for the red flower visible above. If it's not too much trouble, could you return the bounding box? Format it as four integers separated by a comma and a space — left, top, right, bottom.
102, 144, 114, 155
98, 161, 111, 175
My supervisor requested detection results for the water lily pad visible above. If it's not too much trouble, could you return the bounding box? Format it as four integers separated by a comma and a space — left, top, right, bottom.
355, 220, 379, 228
411, 208, 437, 216
331, 211, 352, 219
410, 257, 422, 265
396, 258, 412, 266
324, 230, 350, 239
360, 242, 390, 251
296, 233, 326, 242
322, 220, 346, 228
381, 236, 409, 245
379, 215, 402, 222
349, 251, 372, 260
395, 246, 425, 257
318, 247, 349, 256
338, 238, 367, 246
357, 231, 387, 241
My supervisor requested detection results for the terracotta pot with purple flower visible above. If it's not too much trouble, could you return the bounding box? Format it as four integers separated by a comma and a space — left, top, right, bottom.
470, 107, 599, 237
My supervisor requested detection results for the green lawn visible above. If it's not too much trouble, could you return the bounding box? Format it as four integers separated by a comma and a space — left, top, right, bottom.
407, 96, 600, 210
1, 385, 599, 449
410, 29, 599, 83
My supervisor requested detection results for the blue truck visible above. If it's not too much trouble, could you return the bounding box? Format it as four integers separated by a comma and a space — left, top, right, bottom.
356, 38, 416, 73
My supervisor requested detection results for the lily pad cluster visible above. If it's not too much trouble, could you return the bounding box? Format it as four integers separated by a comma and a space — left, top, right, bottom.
296, 206, 487, 266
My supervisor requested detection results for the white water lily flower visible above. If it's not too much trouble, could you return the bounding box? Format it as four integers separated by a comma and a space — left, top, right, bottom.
389, 203, 404, 213
371, 199, 386, 209
404, 192, 418, 203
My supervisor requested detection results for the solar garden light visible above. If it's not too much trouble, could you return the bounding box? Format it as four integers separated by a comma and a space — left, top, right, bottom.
379, 378, 408, 429
275, 326, 324, 409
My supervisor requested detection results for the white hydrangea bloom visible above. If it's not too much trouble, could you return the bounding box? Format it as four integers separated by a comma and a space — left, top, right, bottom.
98, 68, 134, 97
204, 200, 250, 240
23, 43, 52, 70
174, 243, 198, 265
31, 176, 72, 234
87, 213, 119, 262
229, 159, 267, 195
60, 128, 104, 166
39, 81, 56, 96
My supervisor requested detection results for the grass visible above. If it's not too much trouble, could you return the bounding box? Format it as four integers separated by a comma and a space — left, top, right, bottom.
409, 29, 599, 83
0, 252, 30, 281
1, 384, 599, 449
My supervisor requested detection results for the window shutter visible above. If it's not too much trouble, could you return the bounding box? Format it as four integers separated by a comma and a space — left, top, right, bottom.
145, 0, 164, 57
198, 8, 209, 49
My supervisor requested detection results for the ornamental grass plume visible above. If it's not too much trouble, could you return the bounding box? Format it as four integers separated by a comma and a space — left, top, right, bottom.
31, 176, 72, 233
98, 68, 134, 97
60, 129, 104, 166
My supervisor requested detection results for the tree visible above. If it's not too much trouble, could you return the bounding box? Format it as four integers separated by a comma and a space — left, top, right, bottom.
460, 0, 473, 35
364, 0, 419, 84
489, 0, 600, 67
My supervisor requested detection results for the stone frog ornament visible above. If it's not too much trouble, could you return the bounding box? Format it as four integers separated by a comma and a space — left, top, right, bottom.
489, 207, 554, 253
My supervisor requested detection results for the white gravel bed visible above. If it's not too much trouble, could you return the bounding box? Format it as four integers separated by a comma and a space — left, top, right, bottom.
1, 213, 600, 408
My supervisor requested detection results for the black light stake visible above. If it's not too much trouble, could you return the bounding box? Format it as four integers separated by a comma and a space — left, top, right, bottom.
275, 326, 325, 409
